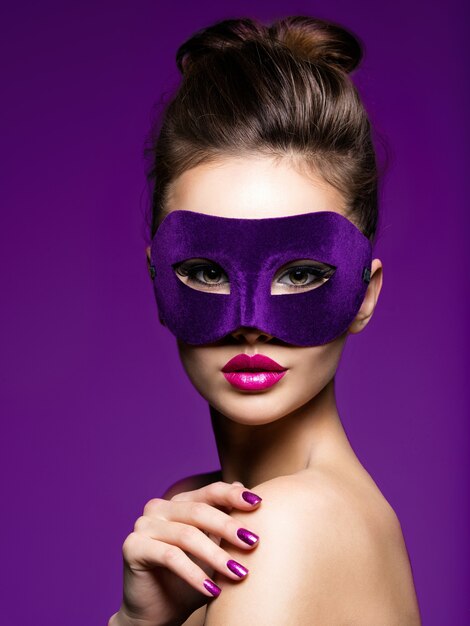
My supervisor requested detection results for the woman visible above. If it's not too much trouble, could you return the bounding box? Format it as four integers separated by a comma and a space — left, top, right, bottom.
109, 15, 421, 626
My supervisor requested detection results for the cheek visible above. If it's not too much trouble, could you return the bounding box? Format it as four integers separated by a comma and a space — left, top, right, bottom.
176, 341, 216, 391
293, 339, 345, 391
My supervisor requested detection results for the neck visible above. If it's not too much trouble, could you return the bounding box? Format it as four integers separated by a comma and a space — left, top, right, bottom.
209, 377, 357, 489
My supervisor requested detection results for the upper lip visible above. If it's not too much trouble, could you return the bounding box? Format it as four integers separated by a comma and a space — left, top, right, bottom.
221, 353, 287, 373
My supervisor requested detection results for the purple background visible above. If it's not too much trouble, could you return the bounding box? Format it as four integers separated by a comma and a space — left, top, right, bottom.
1, 1, 468, 624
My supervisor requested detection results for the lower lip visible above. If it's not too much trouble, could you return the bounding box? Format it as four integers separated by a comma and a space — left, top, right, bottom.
222, 370, 287, 391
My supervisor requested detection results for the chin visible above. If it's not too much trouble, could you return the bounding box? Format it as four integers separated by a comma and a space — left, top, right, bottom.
207, 384, 317, 426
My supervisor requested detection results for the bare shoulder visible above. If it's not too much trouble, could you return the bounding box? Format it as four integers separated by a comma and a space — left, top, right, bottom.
181, 605, 206, 626
204, 470, 421, 625
161, 469, 222, 500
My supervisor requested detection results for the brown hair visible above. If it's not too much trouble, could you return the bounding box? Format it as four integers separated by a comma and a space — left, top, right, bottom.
144, 15, 388, 244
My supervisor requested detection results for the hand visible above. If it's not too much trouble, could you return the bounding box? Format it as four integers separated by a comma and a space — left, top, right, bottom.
109, 480, 263, 626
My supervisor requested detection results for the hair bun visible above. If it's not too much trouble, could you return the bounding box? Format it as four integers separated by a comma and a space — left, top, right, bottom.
176, 15, 363, 76
269, 15, 363, 74
176, 18, 266, 75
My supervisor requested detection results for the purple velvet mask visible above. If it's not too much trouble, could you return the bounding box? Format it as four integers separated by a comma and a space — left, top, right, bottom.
149, 210, 372, 346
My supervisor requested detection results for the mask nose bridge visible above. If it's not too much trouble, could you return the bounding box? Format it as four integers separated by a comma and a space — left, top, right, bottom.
232, 266, 269, 330
239, 271, 258, 328
226, 222, 282, 332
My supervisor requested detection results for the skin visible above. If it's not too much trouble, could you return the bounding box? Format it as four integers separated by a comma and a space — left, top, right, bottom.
144, 154, 422, 624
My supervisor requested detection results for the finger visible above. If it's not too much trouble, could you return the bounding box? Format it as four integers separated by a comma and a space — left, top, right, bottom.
135, 517, 250, 582
122, 532, 222, 598
228, 481, 244, 509
141, 499, 260, 550
171, 481, 263, 511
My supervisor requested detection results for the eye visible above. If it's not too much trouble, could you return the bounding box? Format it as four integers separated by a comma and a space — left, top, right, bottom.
173, 258, 230, 293
271, 260, 336, 294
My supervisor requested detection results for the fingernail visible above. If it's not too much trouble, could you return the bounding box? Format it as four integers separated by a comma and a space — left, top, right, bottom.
237, 527, 259, 546
227, 559, 249, 578
242, 490, 262, 506
203, 578, 221, 597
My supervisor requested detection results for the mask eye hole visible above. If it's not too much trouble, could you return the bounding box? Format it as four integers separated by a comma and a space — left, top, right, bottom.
271, 259, 336, 295
172, 257, 231, 294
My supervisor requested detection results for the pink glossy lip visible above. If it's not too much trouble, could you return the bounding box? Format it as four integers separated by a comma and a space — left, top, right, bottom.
221, 354, 288, 391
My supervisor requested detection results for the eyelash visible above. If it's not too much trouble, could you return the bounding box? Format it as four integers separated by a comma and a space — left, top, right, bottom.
175, 263, 333, 290
178, 264, 227, 290
278, 266, 332, 288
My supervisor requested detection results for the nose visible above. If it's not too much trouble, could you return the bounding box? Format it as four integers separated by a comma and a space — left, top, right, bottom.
230, 326, 274, 344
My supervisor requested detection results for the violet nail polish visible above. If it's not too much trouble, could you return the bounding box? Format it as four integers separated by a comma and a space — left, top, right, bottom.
237, 527, 259, 546
242, 490, 262, 505
227, 559, 249, 578
203, 578, 221, 597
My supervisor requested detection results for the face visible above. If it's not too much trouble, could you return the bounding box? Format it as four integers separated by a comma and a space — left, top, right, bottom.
146, 155, 383, 425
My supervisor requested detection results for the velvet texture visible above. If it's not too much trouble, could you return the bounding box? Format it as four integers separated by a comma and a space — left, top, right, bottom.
150, 210, 372, 346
